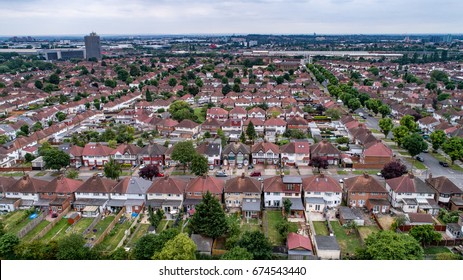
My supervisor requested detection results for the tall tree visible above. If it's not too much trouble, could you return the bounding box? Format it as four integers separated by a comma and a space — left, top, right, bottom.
103, 157, 122, 180
378, 117, 393, 138
190, 153, 209, 176
400, 115, 418, 132
171, 141, 196, 174
131, 229, 178, 260
152, 233, 196, 260
430, 130, 446, 151
190, 191, 228, 239
0, 233, 19, 259
221, 247, 253, 260
55, 234, 94, 260
168, 100, 196, 122
392, 125, 409, 147
32, 122, 43, 132
402, 133, 428, 158
145, 89, 152, 102
237, 230, 273, 260
378, 104, 391, 118
20, 124, 30, 136
246, 121, 257, 140
356, 231, 423, 260
43, 149, 71, 171
325, 108, 341, 120
310, 156, 328, 172
409, 225, 442, 246
442, 137, 463, 164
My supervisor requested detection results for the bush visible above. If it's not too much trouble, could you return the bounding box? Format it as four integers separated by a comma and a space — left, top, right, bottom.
121, 163, 132, 169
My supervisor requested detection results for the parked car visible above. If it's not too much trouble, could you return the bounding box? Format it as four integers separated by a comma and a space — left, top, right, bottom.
215, 171, 228, 177
156, 173, 165, 177
439, 161, 449, 167
250, 171, 262, 177
248, 164, 254, 170
416, 156, 424, 162
209, 165, 214, 170
97, 172, 103, 177
237, 163, 243, 169
257, 177, 263, 181
377, 172, 383, 177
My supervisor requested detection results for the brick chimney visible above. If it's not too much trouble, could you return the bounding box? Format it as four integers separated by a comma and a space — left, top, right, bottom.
428, 173, 432, 180
241, 173, 245, 179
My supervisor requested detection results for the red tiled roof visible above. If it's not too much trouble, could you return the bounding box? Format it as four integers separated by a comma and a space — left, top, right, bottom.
287, 232, 312, 251
303, 174, 342, 193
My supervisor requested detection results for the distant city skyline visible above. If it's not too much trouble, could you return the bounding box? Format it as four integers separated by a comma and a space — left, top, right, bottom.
0, 0, 461, 36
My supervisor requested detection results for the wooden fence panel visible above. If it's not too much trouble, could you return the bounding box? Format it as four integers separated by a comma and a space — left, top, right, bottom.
17, 212, 45, 239
92, 207, 125, 247
32, 206, 71, 241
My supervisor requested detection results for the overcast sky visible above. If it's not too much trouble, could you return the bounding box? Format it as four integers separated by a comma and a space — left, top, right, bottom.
0, 0, 460, 36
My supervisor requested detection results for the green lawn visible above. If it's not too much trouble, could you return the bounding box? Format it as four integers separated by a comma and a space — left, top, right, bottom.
241, 219, 261, 232
312, 221, 329, 236
194, 108, 205, 123
34, 171, 48, 177
156, 219, 172, 232
66, 218, 94, 235
398, 151, 410, 156
337, 170, 348, 175
370, 129, 381, 134
8, 215, 37, 235
127, 224, 150, 247
98, 218, 132, 252
22, 220, 51, 242
330, 221, 362, 258
352, 170, 380, 175
41, 219, 70, 242
1, 210, 26, 231
266, 211, 298, 245
0, 172, 24, 177
404, 158, 427, 170
85, 215, 116, 241
424, 246, 451, 255
357, 225, 380, 242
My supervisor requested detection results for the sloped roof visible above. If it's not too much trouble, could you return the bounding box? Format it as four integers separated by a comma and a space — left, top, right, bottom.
386, 174, 433, 194
147, 176, 187, 194
140, 143, 167, 156
40, 175, 83, 194
185, 175, 224, 195
112, 177, 152, 194
224, 174, 261, 193
280, 141, 310, 154
82, 143, 114, 156
364, 141, 393, 157
251, 141, 280, 154
426, 175, 462, 195
310, 140, 341, 155
287, 232, 313, 251
344, 173, 387, 193
0, 176, 17, 192
223, 142, 250, 155
77, 175, 118, 193
8, 175, 48, 193
112, 143, 142, 155
303, 174, 342, 193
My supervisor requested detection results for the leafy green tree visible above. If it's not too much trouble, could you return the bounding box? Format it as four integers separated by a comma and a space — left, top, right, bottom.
14, 240, 58, 260
171, 141, 196, 174
56, 112, 67, 122
0, 233, 20, 259
56, 234, 94, 260
20, 124, 30, 136
130, 65, 140, 77
43, 149, 71, 171
131, 229, 179, 260
168, 100, 196, 122
191, 153, 209, 176
66, 169, 79, 179
430, 130, 447, 151
239, 132, 246, 143
392, 125, 409, 147
379, 118, 393, 138
49, 73, 60, 85
139, 164, 160, 180
32, 122, 43, 132
24, 153, 35, 162
442, 137, 463, 164
402, 133, 428, 158
400, 115, 417, 132
283, 198, 292, 218
378, 104, 391, 118
145, 89, 152, 102
152, 233, 196, 260
168, 78, 177, 87
237, 230, 273, 260
103, 157, 122, 180
0, 134, 8, 145
356, 231, 423, 260
409, 225, 442, 246
366, 99, 381, 115
221, 247, 253, 260
222, 84, 231, 95
347, 98, 361, 111
117, 69, 129, 81
335, 137, 349, 145
217, 128, 227, 147
190, 191, 228, 239
107, 139, 117, 149
246, 121, 257, 140
325, 108, 341, 120
34, 80, 43, 89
